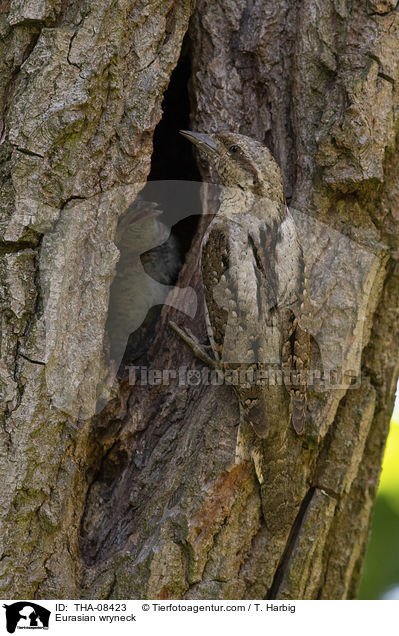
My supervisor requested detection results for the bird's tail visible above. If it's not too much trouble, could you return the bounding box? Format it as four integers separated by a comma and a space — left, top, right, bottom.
290, 390, 307, 435
234, 380, 269, 438
242, 397, 269, 438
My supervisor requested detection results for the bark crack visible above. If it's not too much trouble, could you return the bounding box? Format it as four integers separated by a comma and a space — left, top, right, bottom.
366, 52, 396, 85
18, 353, 45, 366
15, 146, 45, 158
67, 29, 82, 70
378, 71, 395, 86
266, 487, 316, 599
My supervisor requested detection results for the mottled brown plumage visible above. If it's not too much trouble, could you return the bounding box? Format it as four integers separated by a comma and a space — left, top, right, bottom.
179, 130, 309, 435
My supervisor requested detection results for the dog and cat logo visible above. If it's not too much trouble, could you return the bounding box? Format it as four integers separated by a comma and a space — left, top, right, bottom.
3, 602, 50, 633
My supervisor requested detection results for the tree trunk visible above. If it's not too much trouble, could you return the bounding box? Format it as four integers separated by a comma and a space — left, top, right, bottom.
0, 0, 398, 600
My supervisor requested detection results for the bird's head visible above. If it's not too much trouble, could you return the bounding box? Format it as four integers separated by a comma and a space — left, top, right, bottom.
180, 130, 284, 203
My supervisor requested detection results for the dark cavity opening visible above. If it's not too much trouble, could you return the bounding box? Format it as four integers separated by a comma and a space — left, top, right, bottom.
143, 33, 202, 257
106, 34, 201, 374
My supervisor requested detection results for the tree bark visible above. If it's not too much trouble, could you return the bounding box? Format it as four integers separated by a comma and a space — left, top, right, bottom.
0, 0, 398, 600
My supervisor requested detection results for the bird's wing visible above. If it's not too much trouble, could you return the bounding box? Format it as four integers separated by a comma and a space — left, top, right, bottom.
247, 212, 309, 435
247, 219, 279, 311
200, 219, 231, 360
201, 216, 286, 438
202, 215, 287, 363
247, 211, 302, 312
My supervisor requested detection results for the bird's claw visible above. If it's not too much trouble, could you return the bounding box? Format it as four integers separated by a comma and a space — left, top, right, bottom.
169, 320, 218, 369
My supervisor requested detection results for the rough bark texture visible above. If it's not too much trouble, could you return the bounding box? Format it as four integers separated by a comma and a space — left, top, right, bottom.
0, 0, 398, 599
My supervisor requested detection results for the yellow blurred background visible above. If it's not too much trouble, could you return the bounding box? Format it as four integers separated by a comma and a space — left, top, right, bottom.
358, 394, 399, 599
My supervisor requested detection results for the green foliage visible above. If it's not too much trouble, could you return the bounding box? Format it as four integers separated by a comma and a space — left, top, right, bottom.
358, 413, 399, 599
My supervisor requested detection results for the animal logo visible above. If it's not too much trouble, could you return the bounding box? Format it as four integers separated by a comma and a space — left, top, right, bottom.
3, 602, 50, 633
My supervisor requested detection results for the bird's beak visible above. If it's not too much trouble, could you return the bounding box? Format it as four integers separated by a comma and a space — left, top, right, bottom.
179, 130, 218, 156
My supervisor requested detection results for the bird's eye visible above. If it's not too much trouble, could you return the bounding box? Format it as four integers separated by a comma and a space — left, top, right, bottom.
230, 145, 239, 154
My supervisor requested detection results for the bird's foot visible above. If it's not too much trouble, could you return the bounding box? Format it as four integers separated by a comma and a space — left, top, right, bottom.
169, 320, 218, 369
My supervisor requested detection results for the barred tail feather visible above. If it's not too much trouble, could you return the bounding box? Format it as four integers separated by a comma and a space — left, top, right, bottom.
245, 398, 269, 438
290, 392, 306, 435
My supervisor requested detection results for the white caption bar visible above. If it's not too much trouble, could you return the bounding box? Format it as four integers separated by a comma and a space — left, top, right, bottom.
0, 599, 393, 636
